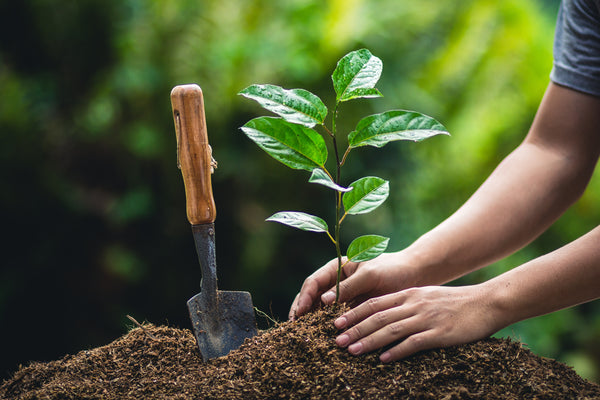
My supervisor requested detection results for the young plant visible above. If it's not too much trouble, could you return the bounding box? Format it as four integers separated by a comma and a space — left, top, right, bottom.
239, 49, 449, 302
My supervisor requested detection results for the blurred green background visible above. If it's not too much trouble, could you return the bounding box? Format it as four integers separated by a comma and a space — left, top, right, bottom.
2, 0, 599, 382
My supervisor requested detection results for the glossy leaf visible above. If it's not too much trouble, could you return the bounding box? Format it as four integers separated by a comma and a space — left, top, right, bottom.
241, 117, 327, 171
239, 84, 327, 128
348, 110, 449, 149
332, 49, 383, 103
266, 211, 329, 233
309, 169, 352, 192
346, 235, 390, 263
343, 176, 389, 215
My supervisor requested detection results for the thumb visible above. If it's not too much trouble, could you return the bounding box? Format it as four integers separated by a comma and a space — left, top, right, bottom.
320, 267, 370, 305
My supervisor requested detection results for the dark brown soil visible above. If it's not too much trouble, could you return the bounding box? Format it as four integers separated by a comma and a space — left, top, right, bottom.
1, 306, 599, 399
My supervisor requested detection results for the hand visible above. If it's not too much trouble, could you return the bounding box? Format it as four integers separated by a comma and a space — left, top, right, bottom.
289, 252, 419, 320
333, 285, 502, 362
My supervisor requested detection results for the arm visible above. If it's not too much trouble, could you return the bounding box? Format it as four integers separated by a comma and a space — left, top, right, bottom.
403, 82, 600, 285
490, 225, 600, 326
290, 82, 600, 319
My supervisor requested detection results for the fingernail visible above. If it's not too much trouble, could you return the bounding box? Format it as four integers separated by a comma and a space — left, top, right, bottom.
380, 352, 392, 363
348, 342, 363, 355
321, 291, 335, 304
334, 316, 347, 329
336, 334, 349, 347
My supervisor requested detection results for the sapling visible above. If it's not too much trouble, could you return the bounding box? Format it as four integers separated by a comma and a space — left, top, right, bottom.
239, 49, 449, 303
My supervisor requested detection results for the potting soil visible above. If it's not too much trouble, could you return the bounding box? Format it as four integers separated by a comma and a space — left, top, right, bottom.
1, 306, 599, 399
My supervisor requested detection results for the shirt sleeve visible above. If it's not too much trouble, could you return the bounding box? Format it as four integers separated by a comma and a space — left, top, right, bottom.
550, 0, 600, 97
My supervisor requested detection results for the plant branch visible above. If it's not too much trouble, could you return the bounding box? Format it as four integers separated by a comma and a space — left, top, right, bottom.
326, 231, 336, 244
322, 124, 334, 138
126, 315, 158, 340
338, 212, 348, 225
321, 167, 335, 182
340, 147, 352, 166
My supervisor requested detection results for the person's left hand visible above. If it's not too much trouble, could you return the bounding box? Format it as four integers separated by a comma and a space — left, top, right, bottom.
333, 284, 504, 362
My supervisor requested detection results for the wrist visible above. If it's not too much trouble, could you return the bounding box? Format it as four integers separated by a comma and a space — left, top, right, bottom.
478, 278, 519, 332
400, 235, 454, 287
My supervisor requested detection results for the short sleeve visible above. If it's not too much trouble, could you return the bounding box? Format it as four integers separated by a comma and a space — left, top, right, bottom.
550, 0, 600, 97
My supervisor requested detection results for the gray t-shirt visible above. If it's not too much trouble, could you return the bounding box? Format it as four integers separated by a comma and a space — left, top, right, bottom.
550, 0, 600, 97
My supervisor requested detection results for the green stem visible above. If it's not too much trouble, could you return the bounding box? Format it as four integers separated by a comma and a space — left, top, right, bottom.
321, 167, 335, 182
339, 211, 348, 225
334, 191, 343, 303
326, 231, 336, 244
340, 147, 351, 166
332, 103, 343, 303
322, 125, 334, 138
332, 103, 338, 137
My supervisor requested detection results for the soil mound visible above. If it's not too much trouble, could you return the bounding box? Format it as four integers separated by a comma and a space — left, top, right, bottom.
1, 306, 599, 399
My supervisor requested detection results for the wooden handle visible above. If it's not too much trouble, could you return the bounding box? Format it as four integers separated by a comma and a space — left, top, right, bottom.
171, 84, 216, 225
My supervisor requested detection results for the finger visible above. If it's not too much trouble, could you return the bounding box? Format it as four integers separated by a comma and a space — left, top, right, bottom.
380, 330, 441, 362
291, 260, 340, 318
335, 292, 407, 330
336, 306, 416, 351
288, 292, 301, 320
314, 258, 358, 305
347, 314, 424, 356
321, 262, 375, 306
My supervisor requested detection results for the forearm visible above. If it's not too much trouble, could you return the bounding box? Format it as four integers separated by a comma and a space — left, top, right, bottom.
403, 83, 600, 286
485, 225, 600, 327
405, 142, 591, 285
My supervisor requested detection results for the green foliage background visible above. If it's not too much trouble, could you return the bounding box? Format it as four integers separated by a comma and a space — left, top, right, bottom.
2, 0, 599, 382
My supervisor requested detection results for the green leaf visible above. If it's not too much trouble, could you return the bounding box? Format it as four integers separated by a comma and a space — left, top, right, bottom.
239, 84, 327, 128
332, 49, 383, 103
343, 176, 389, 215
348, 110, 449, 149
309, 169, 352, 192
346, 235, 390, 263
241, 117, 327, 171
266, 211, 329, 233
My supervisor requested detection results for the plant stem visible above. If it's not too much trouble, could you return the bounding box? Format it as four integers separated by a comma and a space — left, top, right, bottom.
332, 103, 343, 303
340, 147, 351, 166
322, 125, 334, 138
326, 231, 336, 244
334, 190, 342, 303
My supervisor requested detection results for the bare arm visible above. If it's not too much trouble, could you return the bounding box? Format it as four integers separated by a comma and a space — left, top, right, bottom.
404, 82, 600, 285
489, 225, 600, 327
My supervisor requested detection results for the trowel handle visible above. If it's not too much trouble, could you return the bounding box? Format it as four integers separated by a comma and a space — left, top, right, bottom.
171, 84, 217, 225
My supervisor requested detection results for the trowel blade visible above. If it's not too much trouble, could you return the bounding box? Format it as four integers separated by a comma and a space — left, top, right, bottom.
187, 289, 257, 361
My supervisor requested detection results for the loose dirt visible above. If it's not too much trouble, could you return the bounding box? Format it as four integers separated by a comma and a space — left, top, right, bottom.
1, 306, 599, 399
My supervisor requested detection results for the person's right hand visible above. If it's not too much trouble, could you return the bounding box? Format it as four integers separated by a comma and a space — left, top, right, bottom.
288, 251, 418, 320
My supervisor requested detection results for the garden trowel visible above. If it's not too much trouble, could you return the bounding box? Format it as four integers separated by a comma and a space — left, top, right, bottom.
170, 84, 257, 361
